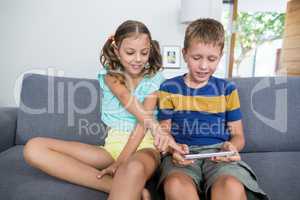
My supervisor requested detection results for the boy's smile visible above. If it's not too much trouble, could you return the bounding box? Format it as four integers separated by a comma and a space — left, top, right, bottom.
183, 41, 222, 88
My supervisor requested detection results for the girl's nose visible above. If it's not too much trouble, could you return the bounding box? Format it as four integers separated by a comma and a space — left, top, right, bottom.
135, 53, 141, 62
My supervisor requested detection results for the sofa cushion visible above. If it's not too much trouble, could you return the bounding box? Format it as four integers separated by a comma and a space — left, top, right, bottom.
241, 152, 300, 200
232, 76, 300, 153
16, 74, 107, 145
0, 146, 108, 200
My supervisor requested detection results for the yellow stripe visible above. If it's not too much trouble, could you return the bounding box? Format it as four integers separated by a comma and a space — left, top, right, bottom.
159, 91, 175, 109
159, 90, 241, 113
159, 91, 226, 113
225, 89, 240, 111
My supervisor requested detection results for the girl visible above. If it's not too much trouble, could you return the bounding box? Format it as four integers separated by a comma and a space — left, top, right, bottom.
23, 20, 181, 200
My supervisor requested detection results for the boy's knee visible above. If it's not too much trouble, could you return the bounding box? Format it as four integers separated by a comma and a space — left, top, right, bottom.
164, 175, 182, 191
213, 175, 244, 192
163, 173, 193, 194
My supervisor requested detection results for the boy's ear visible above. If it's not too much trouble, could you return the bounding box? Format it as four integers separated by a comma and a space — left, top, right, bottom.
182, 48, 187, 62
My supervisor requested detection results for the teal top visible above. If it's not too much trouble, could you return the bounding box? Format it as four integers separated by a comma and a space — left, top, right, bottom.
98, 69, 165, 132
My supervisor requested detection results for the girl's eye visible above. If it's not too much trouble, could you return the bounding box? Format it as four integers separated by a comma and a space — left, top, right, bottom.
141, 52, 149, 56
208, 58, 217, 62
192, 57, 200, 60
126, 52, 134, 55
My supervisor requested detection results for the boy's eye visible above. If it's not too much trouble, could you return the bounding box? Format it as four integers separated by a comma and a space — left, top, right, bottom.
192, 56, 201, 60
208, 57, 217, 62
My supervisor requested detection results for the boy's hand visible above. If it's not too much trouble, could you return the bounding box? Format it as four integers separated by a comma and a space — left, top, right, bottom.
172, 144, 194, 166
210, 141, 241, 162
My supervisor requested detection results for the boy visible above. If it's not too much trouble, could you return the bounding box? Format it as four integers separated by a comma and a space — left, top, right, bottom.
158, 18, 268, 200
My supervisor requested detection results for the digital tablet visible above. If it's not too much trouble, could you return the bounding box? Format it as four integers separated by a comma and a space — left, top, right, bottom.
184, 151, 236, 160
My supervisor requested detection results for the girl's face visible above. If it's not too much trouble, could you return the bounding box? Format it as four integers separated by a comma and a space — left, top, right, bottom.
183, 41, 222, 87
115, 33, 151, 78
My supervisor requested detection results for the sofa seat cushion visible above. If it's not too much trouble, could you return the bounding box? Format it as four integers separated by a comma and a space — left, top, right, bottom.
241, 152, 300, 200
0, 146, 108, 200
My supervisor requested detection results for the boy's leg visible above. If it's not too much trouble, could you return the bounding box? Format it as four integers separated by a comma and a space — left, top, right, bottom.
210, 175, 247, 200
203, 158, 267, 200
163, 172, 200, 200
108, 148, 160, 200
23, 137, 115, 192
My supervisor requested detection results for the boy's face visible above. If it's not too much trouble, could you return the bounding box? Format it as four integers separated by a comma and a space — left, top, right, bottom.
183, 41, 222, 86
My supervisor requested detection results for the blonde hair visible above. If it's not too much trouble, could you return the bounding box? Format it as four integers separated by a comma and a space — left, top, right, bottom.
184, 18, 225, 53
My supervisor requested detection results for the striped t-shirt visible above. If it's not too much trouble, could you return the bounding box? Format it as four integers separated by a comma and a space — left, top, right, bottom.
157, 74, 242, 146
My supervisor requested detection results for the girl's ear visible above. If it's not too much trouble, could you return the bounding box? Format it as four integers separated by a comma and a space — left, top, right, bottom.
182, 48, 187, 62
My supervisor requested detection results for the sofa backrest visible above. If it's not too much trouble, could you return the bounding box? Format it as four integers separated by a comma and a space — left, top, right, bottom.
16, 74, 300, 152
16, 74, 107, 145
232, 76, 300, 153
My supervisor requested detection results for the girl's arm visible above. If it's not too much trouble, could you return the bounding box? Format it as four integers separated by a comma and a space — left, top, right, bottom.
104, 75, 155, 128
115, 91, 158, 164
96, 92, 159, 178
104, 75, 183, 153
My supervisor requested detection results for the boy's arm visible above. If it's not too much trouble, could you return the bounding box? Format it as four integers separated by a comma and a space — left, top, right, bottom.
211, 119, 245, 163
227, 119, 245, 152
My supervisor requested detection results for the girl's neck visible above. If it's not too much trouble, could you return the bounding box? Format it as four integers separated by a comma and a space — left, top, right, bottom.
124, 72, 144, 90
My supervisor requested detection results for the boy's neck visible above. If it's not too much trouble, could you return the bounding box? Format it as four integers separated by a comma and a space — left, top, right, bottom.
184, 73, 209, 89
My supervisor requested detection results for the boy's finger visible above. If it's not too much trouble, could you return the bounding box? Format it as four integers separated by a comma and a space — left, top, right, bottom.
181, 160, 194, 165
173, 152, 185, 162
182, 144, 190, 154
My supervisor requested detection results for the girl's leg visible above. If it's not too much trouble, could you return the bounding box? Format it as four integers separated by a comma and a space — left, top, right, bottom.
23, 137, 114, 192
210, 175, 247, 200
163, 172, 200, 200
108, 148, 160, 200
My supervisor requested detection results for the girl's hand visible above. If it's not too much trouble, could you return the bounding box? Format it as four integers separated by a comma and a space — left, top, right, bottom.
154, 128, 185, 154
172, 144, 194, 166
96, 162, 120, 179
210, 141, 241, 163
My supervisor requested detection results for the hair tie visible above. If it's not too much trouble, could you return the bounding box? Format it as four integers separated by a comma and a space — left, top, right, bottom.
107, 34, 116, 47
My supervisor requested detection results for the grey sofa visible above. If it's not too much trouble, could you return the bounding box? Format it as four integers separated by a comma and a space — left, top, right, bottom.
0, 73, 299, 200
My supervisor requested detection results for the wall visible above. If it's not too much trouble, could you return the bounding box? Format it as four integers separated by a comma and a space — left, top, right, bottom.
278, 0, 300, 76
0, 0, 188, 106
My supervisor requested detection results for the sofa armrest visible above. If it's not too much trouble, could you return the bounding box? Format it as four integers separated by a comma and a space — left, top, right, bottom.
0, 107, 18, 152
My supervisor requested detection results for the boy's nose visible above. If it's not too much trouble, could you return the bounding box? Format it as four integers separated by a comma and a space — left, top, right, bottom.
199, 60, 208, 70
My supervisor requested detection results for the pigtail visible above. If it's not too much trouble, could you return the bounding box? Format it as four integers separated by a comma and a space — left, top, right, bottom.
100, 36, 127, 85
100, 37, 119, 70
146, 39, 163, 76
